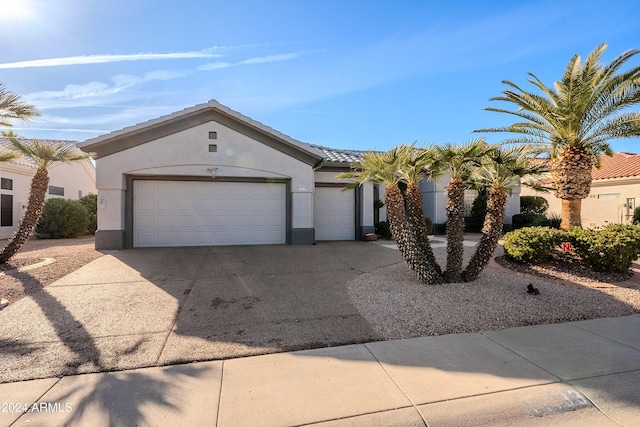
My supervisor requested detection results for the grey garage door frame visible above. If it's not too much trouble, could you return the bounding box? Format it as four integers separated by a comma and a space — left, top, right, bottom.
123, 175, 291, 249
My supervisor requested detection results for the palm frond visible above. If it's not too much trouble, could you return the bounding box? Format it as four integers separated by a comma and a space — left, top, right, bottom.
4, 136, 92, 169
0, 83, 40, 126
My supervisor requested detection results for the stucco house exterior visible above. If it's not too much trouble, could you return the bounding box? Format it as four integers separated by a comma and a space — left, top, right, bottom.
79, 101, 380, 249
0, 137, 97, 240
521, 152, 640, 227
79, 100, 520, 250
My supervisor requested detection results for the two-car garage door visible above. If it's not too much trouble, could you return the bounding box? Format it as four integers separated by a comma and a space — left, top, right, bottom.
134, 180, 286, 247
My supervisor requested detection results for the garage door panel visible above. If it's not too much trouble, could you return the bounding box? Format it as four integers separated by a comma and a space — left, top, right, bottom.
134, 181, 286, 247
313, 187, 355, 241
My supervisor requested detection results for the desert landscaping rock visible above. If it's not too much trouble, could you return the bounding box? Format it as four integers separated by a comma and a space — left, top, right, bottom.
1, 236, 640, 385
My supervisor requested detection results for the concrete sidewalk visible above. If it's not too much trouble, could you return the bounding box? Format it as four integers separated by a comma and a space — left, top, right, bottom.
2, 314, 639, 426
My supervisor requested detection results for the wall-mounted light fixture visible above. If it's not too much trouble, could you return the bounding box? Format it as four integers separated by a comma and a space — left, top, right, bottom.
207, 167, 218, 178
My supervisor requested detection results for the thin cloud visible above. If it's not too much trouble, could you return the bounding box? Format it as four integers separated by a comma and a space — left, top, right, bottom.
197, 50, 319, 71
25, 70, 191, 103
196, 62, 233, 71
0, 50, 221, 69
240, 52, 303, 64
0, 43, 317, 69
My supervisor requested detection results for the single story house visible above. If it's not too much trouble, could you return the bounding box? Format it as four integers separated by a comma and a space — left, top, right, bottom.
79, 100, 518, 250
522, 152, 640, 227
0, 137, 97, 240
79, 101, 380, 249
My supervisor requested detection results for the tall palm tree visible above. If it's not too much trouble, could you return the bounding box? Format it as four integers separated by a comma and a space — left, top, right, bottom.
339, 145, 442, 284
0, 83, 40, 127
476, 43, 640, 229
0, 133, 93, 263
395, 144, 442, 276
430, 139, 487, 282
461, 145, 548, 282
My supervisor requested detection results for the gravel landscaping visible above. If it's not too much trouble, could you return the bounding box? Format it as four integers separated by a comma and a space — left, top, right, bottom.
2, 235, 639, 335
348, 242, 640, 339
0, 236, 102, 306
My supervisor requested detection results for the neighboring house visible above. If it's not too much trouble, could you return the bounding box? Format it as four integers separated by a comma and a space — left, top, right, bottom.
0, 137, 97, 240
521, 152, 640, 227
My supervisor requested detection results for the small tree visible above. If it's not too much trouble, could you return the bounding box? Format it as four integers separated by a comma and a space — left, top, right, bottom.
0, 135, 93, 263
520, 196, 549, 215
36, 198, 89, 238
79, 194, 98, 234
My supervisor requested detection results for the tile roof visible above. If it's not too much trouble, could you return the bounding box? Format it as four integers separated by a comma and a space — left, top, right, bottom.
308, 144, 366, 164
592, 152, 640, 180
0, 137, 82, 169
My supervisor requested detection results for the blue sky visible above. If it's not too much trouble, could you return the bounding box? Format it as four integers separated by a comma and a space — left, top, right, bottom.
1, 0, 639, 152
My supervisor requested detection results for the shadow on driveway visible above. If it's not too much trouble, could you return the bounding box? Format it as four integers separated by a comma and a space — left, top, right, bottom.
0, 242, 402, 382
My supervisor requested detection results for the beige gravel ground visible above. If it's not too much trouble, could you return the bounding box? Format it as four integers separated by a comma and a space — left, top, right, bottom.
0, 236, 102, 306
2, 234, 639, 345
348, 241, 640, 339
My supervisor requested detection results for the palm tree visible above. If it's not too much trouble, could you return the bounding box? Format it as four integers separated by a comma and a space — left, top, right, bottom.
0, 133, 93, 263
430, 139, 487, 282
0, 83, 40, 127
461, 145, 548, 282
476, 43, 640, 229
395, 144, 442, 276
338, 145, 442, 284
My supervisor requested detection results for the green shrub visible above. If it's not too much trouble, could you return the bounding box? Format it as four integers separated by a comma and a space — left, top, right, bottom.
634, 207, 640, 225
545, 212, 562, 229
374, 221, 392, 239
424, 216, 433, 234
470, 193, 487, 231
503, 226, 564, 263
566, 224, 640, 272
78, 194, 97, 234
36, 198, 89, 239
512, 213, 548, 229
520, 196, 549, 215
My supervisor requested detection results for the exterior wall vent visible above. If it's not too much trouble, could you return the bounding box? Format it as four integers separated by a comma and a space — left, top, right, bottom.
209, 144, 217, 152
208, 131, 217, 139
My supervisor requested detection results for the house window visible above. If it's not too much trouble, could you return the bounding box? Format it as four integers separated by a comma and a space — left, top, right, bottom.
1, 178, 12, 190
79, 190, 83, 198
1, 194, 12, 226
597, 193, 620, 199
49, 186, 64, 196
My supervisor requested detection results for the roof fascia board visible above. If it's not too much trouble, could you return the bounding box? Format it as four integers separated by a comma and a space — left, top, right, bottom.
591, 176, 640, 187
316, 162, 353, 172
0, 162, 36, 176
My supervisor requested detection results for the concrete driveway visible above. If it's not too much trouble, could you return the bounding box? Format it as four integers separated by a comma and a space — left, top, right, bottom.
0, 242, 402, 383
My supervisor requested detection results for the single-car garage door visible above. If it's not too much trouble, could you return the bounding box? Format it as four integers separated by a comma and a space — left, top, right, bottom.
313, 186, 355, 240
134, 180, 286, 247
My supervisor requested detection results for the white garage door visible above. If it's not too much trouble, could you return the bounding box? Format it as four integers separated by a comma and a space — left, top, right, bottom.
313, 186, 355, 240
134, 180, 286, 247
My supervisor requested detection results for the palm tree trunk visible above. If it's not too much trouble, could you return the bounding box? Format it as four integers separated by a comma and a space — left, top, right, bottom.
405, 182, 442, 275
560, 199, 582, 229
0, 168, 49, 263
461, 187, 507, 282
385, 184, 442, 285
445, 178, 465, 282
552, 147, 592, 229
